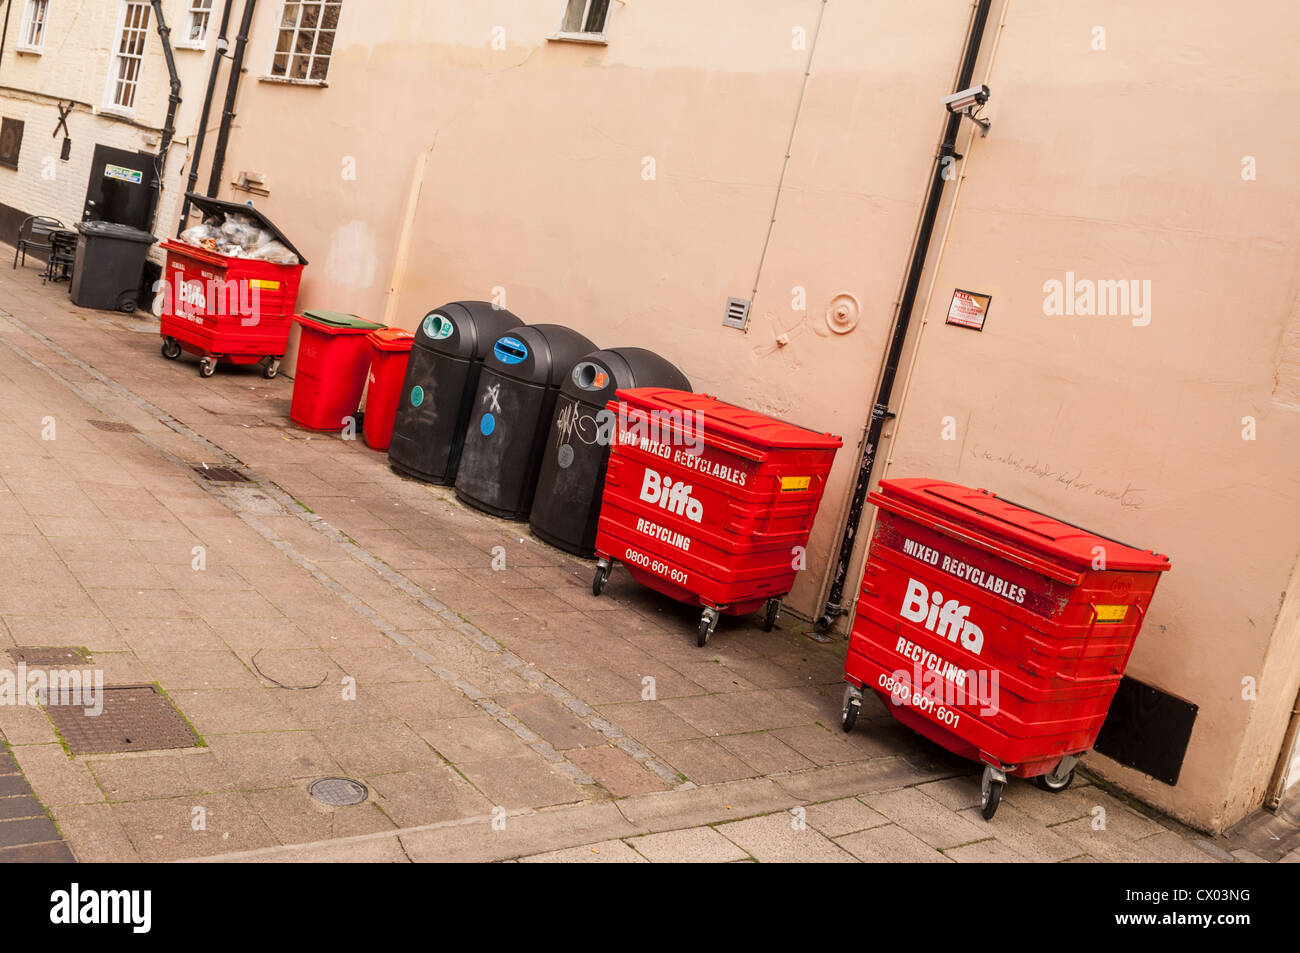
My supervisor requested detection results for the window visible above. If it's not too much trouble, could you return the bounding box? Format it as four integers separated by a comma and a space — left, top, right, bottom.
0, 118, 25, 170
107, 2, 151, 112
269, 1, 341, 83
18, 0, 49, 52
557, 0, 611, 38
185, 0, 213, 48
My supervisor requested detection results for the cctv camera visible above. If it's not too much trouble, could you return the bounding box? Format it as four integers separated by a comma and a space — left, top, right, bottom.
941, 85, 991, 113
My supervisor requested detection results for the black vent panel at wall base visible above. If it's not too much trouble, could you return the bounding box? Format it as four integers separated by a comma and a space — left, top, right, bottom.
1092, 676, 1198, 786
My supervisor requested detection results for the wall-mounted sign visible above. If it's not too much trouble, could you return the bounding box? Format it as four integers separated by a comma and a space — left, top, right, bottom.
946, 289, 992, 331
104, 163, 143, 184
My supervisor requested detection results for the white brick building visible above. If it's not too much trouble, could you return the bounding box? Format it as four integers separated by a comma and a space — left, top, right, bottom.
0, 0, 217, 262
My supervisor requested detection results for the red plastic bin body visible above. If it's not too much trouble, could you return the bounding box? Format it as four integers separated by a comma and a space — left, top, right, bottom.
594, 388, 842, 615
158, 239, 303, 364
844, 478, 1171, 779
290, 314, 384, 432
362, 328, 415, 452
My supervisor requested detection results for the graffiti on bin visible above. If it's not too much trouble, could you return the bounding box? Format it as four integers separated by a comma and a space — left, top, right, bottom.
554, 401, 605, 447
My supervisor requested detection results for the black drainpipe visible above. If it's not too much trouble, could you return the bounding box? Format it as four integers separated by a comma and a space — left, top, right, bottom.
148, 0, 182, 233
0, 1, 13, 74
817, 0, 994, 631
178, 0, 237, 234
207, 0, 257, 198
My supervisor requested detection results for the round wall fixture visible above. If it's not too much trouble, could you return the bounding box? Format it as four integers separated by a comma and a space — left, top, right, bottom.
826, 293, 861, 335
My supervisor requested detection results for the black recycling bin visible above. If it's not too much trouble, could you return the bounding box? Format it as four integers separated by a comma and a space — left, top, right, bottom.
530, 348, 691, 556
455, 324, 598, 520
388, 301, 524, 484
70, 221, 155, 313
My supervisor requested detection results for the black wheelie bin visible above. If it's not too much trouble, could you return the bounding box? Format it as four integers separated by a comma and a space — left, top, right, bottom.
530, 348, 691, 556
454, 325, 597, 520
388, 301, 524, 484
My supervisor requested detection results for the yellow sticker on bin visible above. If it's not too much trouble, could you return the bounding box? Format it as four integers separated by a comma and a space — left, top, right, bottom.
1094, 605, 1128, 623
250, 279, 281, 290
781, 476, 812, 492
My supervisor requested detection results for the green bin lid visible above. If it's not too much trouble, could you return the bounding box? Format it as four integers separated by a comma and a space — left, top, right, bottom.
302, 309, 384, 330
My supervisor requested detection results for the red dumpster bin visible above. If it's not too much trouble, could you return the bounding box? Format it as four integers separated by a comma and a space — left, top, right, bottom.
362, 327, 416, 452
841, 477, 1171, 820
289, 310, 386, 432
159, 195, 307, 379
591, 388, 842, 646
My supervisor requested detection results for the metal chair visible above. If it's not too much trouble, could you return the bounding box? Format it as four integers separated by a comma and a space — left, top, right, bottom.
12, 215, 64, 269
42, 229, 76, 284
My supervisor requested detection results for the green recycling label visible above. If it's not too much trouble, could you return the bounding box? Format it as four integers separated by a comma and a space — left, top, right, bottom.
104, 164, 143, 184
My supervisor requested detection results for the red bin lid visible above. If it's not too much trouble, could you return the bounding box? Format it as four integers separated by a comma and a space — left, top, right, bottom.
367, 327, 415, 351
615, 387, 842, 450
875, 478, 1170, 573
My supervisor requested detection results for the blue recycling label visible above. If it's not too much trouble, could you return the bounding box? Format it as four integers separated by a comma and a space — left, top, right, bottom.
494, 337, 528, 364
480, 413, 496, 436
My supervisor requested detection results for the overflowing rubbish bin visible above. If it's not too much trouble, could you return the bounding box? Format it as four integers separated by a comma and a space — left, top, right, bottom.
159, 194, 307, 378
455, 325, 597, 520
362, 327, 416, 452
289, 310, 385, 431
388, 302, 524, 484
530, 348, 692, 556
592, 388, 842, 645
841, 477, 1171, 820
70, 221, 155, 313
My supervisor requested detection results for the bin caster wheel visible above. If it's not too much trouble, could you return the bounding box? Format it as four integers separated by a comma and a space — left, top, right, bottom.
161, 338, 182, 361
592, 559, 610, 597
980, 764, 1007, 821
762, 598, 780, 632
1036, 756, 1078, 793
697, 607, 719, 647
199, 357, 216, 378
841, 685, 862, 733
263, 359, 281, 380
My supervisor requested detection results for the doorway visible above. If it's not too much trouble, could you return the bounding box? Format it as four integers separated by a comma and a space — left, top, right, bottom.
82, 144, 154, 230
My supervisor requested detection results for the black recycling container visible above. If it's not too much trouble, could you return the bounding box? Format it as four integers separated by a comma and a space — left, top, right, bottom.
455, 324, 598, 520
388, 301, 524, 484
530, 348, 691, 556
70, 221, 155, 312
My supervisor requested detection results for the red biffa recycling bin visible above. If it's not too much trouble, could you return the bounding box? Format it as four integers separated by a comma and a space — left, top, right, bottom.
160, 194, 307, 379
591, 388, 842, 646
841, 478, 1171, 820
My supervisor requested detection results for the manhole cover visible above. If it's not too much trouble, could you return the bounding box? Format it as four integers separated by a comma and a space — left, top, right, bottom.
193, 465, 251, 483
7, 646, 89, 666
309, 777, 369, 806
45, 686, 199, 755
87, 419, 139, 433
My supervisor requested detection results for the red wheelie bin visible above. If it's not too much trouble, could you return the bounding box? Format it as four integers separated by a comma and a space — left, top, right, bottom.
591, 388, 842, 645
159, 194, 307, 379
290, 311, 386, 432
841, 478, 1171, 819
362, 327, 416, 451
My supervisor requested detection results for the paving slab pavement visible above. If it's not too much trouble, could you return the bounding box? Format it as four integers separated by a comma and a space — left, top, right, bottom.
0, 259, 1282, 863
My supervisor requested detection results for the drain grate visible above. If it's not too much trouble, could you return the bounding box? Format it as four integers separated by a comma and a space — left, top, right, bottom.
45, 685, 199, 755
308, 777, 369, 806
88, 419, 140, 434
7, 646, 89, 666
193, 465, 251, 483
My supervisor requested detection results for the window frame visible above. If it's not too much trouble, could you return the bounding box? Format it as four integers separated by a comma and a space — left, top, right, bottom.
265, 1, 341, 86
102, 1, 152, 117
550, 0, 613, 45
176, 0, 214, 51
16, 0, 50, 54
